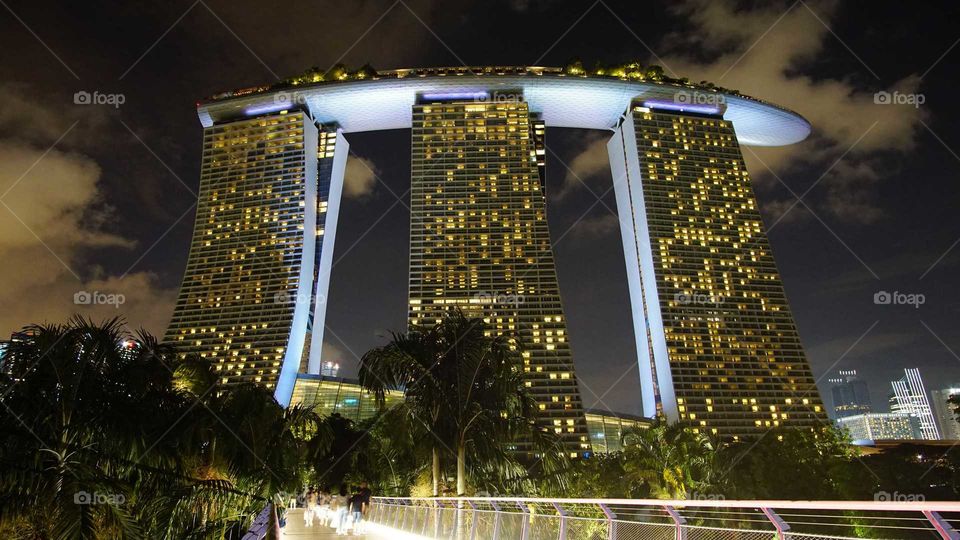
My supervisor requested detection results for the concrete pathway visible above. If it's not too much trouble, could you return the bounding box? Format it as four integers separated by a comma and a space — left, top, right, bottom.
282, 508, 386, 539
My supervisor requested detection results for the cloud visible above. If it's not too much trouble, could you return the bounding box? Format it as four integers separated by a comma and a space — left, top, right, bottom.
343, 155, 379, 198
761, 198, 809, 227
321, 341, 352, 364
571, 213, 620, 240
556, 133, 610, 199
0, 93, 177, 337
656, 0, 928, 224
554, 1, 925, 227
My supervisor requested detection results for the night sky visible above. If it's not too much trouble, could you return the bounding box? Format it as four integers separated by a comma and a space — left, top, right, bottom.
1, 0, 958, 417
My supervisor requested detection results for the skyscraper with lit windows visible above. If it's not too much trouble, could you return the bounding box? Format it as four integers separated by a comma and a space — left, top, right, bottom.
407, 93, 590, 454
179, 65, 819, 427
165, 109, 348, 404
890, 368, 940, 440
829, 369, 872, 418
608, 98, 827, 439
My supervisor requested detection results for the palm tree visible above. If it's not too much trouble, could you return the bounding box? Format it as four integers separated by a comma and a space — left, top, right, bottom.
0, 317, 322, 539
621, 418, 725, 499
359, 310, 539, 496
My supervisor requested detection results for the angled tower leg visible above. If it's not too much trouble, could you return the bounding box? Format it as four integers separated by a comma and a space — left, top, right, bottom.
305, 127, 349, 377
608, 112, 676, 422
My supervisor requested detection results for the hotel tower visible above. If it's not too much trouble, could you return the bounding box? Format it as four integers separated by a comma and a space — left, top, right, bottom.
407, 93, 590, 454
172, 65, 825, 444
608, 99, 827, 439
165, 110, 348, 403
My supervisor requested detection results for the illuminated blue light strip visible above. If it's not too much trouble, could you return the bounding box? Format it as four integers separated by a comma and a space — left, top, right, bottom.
421, 91, 488, 101
642, 99, 721, 116
245, 102, 290, 116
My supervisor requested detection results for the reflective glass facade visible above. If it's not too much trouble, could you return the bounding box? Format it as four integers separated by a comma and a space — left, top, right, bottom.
836, 413, 921, 442
408, 96, 589, 454
584, 409, 651, 454
609, 101, 827, 440
291, 374, 404, 423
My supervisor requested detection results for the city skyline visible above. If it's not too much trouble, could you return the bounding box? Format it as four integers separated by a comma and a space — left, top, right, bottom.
1, 1, 958, 419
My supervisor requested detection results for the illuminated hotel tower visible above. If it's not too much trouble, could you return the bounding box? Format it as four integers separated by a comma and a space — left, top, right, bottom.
608, 99, 827, 439
408, 93, 590, 454
165, 109, 348, 404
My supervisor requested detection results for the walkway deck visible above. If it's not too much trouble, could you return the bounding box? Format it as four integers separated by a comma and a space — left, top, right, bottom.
282, 508, 386, 539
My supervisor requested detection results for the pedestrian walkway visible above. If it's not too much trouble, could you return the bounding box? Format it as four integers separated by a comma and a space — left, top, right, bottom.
282, 508, 387, 539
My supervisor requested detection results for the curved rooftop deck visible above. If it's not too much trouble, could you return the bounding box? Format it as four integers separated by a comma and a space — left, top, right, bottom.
197, 66, 810, 147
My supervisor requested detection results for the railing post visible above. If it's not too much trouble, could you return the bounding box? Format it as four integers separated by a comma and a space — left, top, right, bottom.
491, 500, 502, 540
518, 501, 530, 540
434, 500, 442, 538
924, 510, 960, 540
393, 498, 403, 529
663, 506, 687, 540
599, 503, 617, 540
761, 507, 791, 540
422, 501, 431, 537
400, 498, 410, 531
553, 502, 568, 540
468, 500, 478, 540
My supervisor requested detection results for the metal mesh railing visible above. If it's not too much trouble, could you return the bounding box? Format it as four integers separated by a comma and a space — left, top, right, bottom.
365, 497, 960, 540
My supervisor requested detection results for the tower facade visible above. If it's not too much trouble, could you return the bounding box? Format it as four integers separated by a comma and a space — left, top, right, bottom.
930, 387, 960, 440
407, 94, 590, 454
890, 368, 940, 440
608, 99, 827, 439
829, 369, 872, 418
165, 109, 348, 404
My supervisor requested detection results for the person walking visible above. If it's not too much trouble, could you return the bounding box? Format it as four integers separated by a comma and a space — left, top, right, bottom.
303, 488, 316, 527
334, 484, 350, 535
351, 481, 372, 534
318, 488, 331, 526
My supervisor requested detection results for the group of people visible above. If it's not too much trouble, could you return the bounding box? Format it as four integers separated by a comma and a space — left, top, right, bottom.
299, 482, 372, 535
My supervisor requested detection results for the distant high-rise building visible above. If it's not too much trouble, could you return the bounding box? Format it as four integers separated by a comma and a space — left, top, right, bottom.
890, 368, 940, 440
829, 370, 872, 418
407, 94, 589, 455
165, 110, 348, 403
608, 99, 827, 440
930, 387, 960, 441
320, 361, 340, 378
836, 412, 922, 442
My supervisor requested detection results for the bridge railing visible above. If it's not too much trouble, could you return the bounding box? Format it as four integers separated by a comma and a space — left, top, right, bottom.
367, 496, 960, 540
